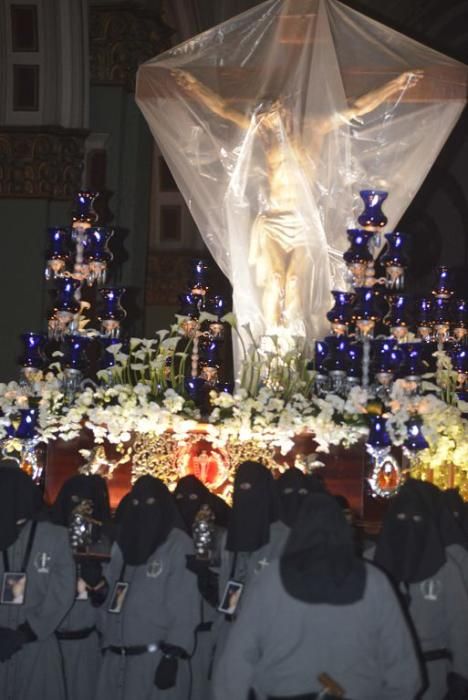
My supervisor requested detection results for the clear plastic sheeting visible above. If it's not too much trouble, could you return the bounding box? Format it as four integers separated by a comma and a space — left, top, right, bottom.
136, 0, 466, 358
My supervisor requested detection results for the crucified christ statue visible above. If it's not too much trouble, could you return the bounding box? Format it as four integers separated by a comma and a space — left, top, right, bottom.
173, 69, 423, 333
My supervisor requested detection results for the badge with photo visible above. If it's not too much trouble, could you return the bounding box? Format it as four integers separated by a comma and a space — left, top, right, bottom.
217, 579, 244, 615
108, 581, 129, 613
1, 573, 27, 605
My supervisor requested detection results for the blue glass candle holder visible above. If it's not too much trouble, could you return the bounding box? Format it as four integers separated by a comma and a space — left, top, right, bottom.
432, 297, 451, 324
98, 288, 126, 337
64, 335, 91, 371
199, 340, 220, 369
215, 381, 234, 394
185, 376, 207, 404
86, 227, 114, 284
432, 266, 453, 300
327, 291, 354, 333
358, 190, 388, 231
178, 293, 201, 319
314, 340, 329, 374
324, 336, 349, 373
367, 415, 391, 449
452, 299, 467, 341
7, 408, 38, 440
72, 191, 98, 228
352, 287, 380, 336
19, 332, 47, 371
206, 295, 226, 338
415, 298, 433, 339
380, 232, 408, 290
372, 338, 401, 374
54, 278, 81, 324
343, 229, 373, 265
404, 417, 429, 452
45, 227, 70, 279
206, 295, 225, 318
399, 342, 425, 379
190, 259, 209, 297
346, 341, 363, 379
386, 294, 411, 340
432, 297, 451, 341
452, 346, 468, 376
199, 340, 220, 383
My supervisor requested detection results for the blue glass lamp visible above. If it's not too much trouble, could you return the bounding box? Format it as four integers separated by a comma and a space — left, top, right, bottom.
19, 332, 47, 372
367, 415, 391, 449
452, 299, 467, 342
415, 298, 433, 339
327, 291, 354, 334
98, 288, 127, 337
45, 227, 70, 279
358, 190, 388, 231
86, 227, 114, 284
352, 287, 380, 336
380, 232, 408, 290
404, 417, 429, 452
432, 266, 453, 300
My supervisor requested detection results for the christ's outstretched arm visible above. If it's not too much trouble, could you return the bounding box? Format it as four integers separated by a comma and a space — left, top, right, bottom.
172, 69, 250, 130
325, 70, 424, 132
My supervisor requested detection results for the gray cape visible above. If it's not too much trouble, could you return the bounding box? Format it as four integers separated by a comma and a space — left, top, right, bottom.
210, 520, 289, 679
405, 557, 468, 700
0, 520, 76, 700
95, 527, 200, 700
212, 560, 422, 700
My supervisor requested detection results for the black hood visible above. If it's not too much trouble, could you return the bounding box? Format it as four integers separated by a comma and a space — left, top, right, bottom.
279, 492, 366, 604
226, 461, 279, 553
375, 479, 446, 584
439, 488, 468, 550
50, 474, 111, 527
0, 463, 42, 550
117, 476, 178, 566
174, 475, 229, 531
277, 467, 312, 527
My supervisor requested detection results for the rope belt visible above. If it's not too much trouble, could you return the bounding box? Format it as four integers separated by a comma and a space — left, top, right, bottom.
56, 627, 96, 641
268, 694, 350, 700
105, 643, 159, 656
423, 648, 452, 663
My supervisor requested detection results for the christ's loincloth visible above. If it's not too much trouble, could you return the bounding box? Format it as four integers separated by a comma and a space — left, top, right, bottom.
248, 209, 310, 287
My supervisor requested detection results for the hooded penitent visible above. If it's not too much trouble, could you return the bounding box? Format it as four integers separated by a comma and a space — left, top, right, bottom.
440, 488, 468, 549
117, 475, 179, 566
50, 474, 111, 527
374, 479, 446, 584
0, 463, 42, 551
226, 461, 279, 553
277, 468, 312, 527
280, 492, 366, 604
174, 474, 230, 531
405, 479, 468, 551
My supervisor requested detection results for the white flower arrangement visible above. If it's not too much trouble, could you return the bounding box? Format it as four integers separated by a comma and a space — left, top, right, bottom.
1, 329, 466, 484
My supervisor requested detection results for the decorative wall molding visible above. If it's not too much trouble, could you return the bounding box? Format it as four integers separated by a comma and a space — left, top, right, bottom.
0, 126, 88, 199
89, 3, 173, 92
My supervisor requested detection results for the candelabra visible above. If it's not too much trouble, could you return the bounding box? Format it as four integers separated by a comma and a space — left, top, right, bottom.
10, 191, 125, 481
179, 259, 229, 405
315, 188, 467, 496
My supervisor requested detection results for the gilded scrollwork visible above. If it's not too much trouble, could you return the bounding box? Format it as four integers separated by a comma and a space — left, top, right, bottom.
89, 3, 173, 92
0, 128, 86, 199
